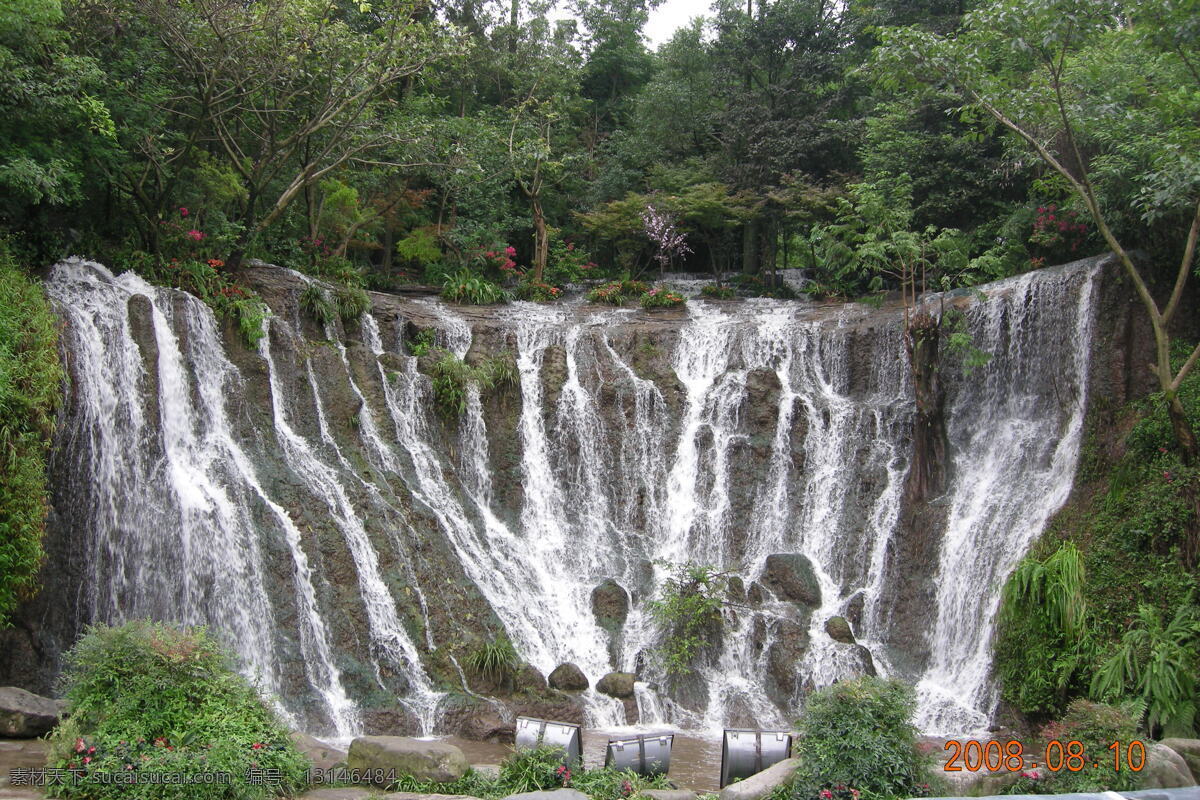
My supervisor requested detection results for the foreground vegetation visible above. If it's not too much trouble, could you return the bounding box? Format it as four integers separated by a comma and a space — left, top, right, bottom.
0, 244, 63, 626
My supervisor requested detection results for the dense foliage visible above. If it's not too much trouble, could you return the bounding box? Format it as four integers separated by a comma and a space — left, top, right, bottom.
1002, 700, 1141, 794
46, 621, 309, 799
647, 561, 731, 675
996, 343, 1200, 734
0, 245, 63, 625
791, 677, 933, 800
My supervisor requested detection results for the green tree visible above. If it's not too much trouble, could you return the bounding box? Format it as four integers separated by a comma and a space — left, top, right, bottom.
876, 0, 1200, 461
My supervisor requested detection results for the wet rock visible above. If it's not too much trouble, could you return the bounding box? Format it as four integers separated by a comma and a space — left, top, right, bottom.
717, 756, 799, 800
844, 592, 865, 630
548, 663, 589, 692
824, 616, 855, 644
597, 672, 637, 699
765, 619, 810, 710
591, 580, 631, 631
761, 554, 820, 607
346, 736, 469, 784
459, 710, 513, 743
290, 731, 348, 770
0, 687, 64, 738
472, 764, 501, 780
360, 707, 420, 736
638, 791, 697, 800
1135, 743, 1195, 789
514, 663, 548, 694
1161, 739, 1200, 781
514, 692, 587, 726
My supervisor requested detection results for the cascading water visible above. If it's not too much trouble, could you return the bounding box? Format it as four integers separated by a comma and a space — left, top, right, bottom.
41, 255, 1103, 737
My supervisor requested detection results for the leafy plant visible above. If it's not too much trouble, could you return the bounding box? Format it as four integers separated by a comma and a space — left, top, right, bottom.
1003, 700, 1140, 794
408, 329, 436, 358
1091, 596, 1200, 737
428, 350, 516, 417
0, 247, 63, 626
442, 268, 509, 305
465, 635, 519, 685
791, 677, 933, 800
639, 287, 686, 309
515, 281, 563, 302
229, 297, 270, 348
701, 284, 736, 300
333, 284, 369, 321
46, 621, 309, 799
648, 561, 731, 675
300, 284, 334, 326
499, 745, 571, 793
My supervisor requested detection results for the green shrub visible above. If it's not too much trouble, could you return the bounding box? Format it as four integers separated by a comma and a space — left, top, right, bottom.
498, 745, 569, 793
515, 281, 563, 302
0, 249, 63, 626
587, 279, 650, 305
700, 284, 737, 300
429, 351, 516, 418
647, 562, 730, 675
441, 269, 508, 305
333, 285, 370, 321
408, 329, 435, 358
639, 287, 686, 309
1003, 699, 1140, 794
300, 284, 334, 325
465, 635, 519, 684
228, 297, 269, 348
791, 676, 932, 800
46, 621, 309, 799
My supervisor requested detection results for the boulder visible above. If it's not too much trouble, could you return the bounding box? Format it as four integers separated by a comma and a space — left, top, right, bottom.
638, 791, 697, 800
472, 764, 502, 780
591, 580, 631, 630
548, 663, 589, 692
502, 790, 591, 800
761, 555, 821, 607
458, 710, 513, 743
824, 616, 855, 644
718, 756, 800, 800
597, 672, 637, 699
297, 790, 375, 800
1135, 743, 1196, 789
346, 736, 469, 785
290, 731, 349, 770
382, 794, 485, 800
514, 663, 548, 693
1161, 738, 1200, 780
0, 686, 64, 738
844, 592, 865, 630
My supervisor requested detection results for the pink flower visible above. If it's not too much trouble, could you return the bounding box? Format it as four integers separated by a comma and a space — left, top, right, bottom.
505, 245, 517, 256
820, 790, 833, 799
179, 207, 189, 217
187, 229, 205, 241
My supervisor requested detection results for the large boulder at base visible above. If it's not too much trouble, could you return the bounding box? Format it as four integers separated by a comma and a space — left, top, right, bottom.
548, 663, 589, 692
1135, 743, 1196, 789
597, 671, 637, 699
1161, 739, 1200, 780
761, 555, 820, 607
718, 757, 800, 800
290, 731, 348, 770
0, 687, 64, 738
824, 616, 855, 644
346, 736, 469, 785
502, 790, 592, 800
459, 710, 513, 743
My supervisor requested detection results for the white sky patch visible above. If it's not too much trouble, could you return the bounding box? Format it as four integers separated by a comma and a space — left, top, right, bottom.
546, 0, 713, 49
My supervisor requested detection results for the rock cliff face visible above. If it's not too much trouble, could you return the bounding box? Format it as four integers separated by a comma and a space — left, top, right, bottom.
0, 254, 1152, 738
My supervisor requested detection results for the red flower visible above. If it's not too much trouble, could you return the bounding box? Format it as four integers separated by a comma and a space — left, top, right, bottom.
187, 229, 205, 241
252, 742, 264, 750
505, 245, 517, 256
75, 739, 86, 753
180, 207, 189, 217
83, 757, 92, 765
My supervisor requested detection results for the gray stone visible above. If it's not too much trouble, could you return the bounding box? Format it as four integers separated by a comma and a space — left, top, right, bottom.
718, 757, 799, 800
638, 791, 697, 800
597, 672, 637, 699
592, 580, 631, 629
382, 794, 484, 800
297, 790, 376, 800
291, 731, 349, 770
0, 686, 63, 738
1161, 739, 1200, 781
548, 663, 589, 692
471, 764, 501, 780
347, 736, 469, 785
824, 616, 855, 644
501, 790, 591, 800
761, 555, 821, 607
1136, 743, 1196, 789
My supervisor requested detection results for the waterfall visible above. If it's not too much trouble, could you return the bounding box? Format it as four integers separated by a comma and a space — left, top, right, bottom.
42, 256, 1102, 736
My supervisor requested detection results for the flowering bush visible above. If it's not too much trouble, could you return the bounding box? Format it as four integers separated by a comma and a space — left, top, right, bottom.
1028, 204, 1089, 264
586, 279, 649, 306
545, 234, 598, 285
46, 621, 308, 800
516, 281, 563, 302
639, 287, 685, 309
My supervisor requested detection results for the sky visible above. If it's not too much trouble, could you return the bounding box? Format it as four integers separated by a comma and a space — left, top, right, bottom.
643, 0, 712, 46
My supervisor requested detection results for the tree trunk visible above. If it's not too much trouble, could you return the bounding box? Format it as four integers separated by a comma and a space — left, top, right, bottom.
532, 194, 548, 284
742, 218, 759, 274
1167, 393, 1199, 465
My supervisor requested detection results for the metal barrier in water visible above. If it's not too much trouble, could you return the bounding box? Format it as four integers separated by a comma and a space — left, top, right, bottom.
514, 716, 583, 768
605, 734, 674, 777
719, 729, 793, 787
